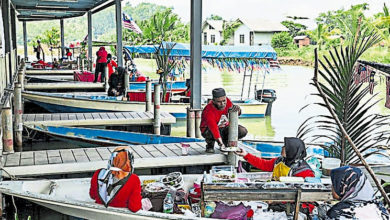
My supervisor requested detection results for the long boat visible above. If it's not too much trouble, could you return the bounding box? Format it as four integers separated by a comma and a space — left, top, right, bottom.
0, 175, 208, 220
22, 91, 268, 118
27, 125, 203, 147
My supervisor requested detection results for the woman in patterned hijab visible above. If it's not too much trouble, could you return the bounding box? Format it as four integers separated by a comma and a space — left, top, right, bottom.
327, 166, 388, 219
90, 146, 142, 212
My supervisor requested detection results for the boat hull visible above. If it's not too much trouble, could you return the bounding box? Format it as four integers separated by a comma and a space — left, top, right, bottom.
28, 125, 203, 147
23, 92, 267, 118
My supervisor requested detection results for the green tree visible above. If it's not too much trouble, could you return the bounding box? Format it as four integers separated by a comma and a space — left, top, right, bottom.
271, 32, 293, 49
42, 27, 60, 62
297, 18, 386, 164
281, 20, 307, 37
207, 14, 223, 20
221, 20, 241, 45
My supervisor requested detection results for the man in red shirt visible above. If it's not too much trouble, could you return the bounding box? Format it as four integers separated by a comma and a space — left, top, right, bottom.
200, 88, 248, 153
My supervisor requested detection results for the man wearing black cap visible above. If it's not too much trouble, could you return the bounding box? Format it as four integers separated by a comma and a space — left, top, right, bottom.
200, 88, 248, 153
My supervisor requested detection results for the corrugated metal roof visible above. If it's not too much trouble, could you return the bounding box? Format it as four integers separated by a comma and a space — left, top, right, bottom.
11, 0, 116, 21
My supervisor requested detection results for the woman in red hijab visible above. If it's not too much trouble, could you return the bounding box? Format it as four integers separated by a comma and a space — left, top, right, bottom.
94, 47, 108, 83
89, 146, 142, 212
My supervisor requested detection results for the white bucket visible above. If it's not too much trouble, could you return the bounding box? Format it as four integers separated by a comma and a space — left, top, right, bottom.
322, 158, 341, 169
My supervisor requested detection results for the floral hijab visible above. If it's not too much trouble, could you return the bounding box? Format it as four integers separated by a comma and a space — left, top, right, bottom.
97, 147, 134, 207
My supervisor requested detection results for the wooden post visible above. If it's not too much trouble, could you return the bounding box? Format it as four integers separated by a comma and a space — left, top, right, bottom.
195, 109, 202, 138
153, 84, 161, 135
14, 83, 22, 152
145, 80, 152, 112
227, 109, 239, 167
18, 66, 24, 90
2, 106, 13, 153
293, 189, 302, 220
186, 108, 195, 137
104, 65, 109, 92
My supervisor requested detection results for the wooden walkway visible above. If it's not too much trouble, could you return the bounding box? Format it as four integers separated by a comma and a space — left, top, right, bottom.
1, 142, 229, 177
23, 111, 176, 126
25, 82, 104, 90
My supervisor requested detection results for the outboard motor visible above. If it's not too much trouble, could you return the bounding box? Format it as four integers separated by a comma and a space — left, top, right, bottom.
256, 89, 277, 116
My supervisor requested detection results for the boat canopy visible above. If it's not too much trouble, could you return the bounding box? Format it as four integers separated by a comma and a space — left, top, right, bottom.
124, 42, 277, 60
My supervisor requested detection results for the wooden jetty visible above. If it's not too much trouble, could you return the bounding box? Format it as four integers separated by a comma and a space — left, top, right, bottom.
23, 111, 176, 126
25, 82, 104, 90
0, 142, 258, 177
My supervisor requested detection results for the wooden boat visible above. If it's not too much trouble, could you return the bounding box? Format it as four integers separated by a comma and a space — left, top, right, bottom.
22, 91, 268, 118
0, 174, 208, 220
27, 125, 203, 147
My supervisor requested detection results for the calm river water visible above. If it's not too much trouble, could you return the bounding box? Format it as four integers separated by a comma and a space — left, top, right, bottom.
159, 64, 390, 141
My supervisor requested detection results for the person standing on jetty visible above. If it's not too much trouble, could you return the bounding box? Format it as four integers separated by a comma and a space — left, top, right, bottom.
94, 47, 107, 83
200, 88, 248, 153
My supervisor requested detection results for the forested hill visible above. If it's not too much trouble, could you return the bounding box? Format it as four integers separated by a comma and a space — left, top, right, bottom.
16, 2, 170, 46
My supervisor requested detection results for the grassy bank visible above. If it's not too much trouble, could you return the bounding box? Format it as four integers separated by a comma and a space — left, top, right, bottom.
277, 45, 390, 65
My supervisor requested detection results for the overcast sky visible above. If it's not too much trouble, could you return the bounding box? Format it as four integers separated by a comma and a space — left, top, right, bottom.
125, 0, 386, 29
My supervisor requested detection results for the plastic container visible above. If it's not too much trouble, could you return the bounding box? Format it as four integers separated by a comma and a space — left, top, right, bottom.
210, 165, 236, 182
307, 157, 322, 178
236, 172, 273, 182
163, 192, 174, 213
181, 143, 190, 156
322, 158, 341, 176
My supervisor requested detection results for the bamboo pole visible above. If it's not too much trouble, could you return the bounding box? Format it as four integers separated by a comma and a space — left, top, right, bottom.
313, 48, 390, 206
124, 70, 130, 98
186, 108, 195, 137
2, 106, 13, 153
14, 83, 22, 152
104, 65, 109, 92
153, 84, 161, 135
145, 80, 152, 112
195, 109, 202, 138
227, 109, 239, 167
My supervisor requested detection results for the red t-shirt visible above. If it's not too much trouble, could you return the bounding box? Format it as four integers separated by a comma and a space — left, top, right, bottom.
200, 98, 233, 139
89, 169, 142, 212
136, 75, 146, 82
243, 153, 315, 178
97, 49, 108, 63
108, 60, 118, 77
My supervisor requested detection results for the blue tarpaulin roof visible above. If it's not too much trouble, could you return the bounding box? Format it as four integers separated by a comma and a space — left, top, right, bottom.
124, 42, 277, 60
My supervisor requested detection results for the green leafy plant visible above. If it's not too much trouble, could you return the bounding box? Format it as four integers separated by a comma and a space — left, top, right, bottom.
221, 20, 241, 45
297, 18, 389, 165
41, 27, 60, 63
271, 32, 294, 49
154, 42, 177, 102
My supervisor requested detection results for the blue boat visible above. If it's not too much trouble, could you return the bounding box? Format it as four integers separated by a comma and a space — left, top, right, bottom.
27, 125, 203, 147
129, 80, 186, 92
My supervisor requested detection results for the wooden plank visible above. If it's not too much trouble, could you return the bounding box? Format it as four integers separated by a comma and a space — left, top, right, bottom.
132, 145, 153, 158
164, 143, 182, 156
68, 113, 77, 121
136, 112, 145, 119
174, 143, 200, 155
142, 144, 165, 158
47, 150, 60, 157
84, 113, 93, 120
131, 112, 141, 119
21, 151, 34, 159
43, 114, 52, 121
114, 112, 126, 120
122, 112, 133, 119
76, 113, 86, 121
34, 151, 48, 165
187, 143, 205, 154
91, 113, 101, 120
60, 149, 76, 163
85, 148, 103, 161
144, 111, 154, 118
96, 148, 112, 160
52, 114, 61, 121
127, 147, 141, 159
4, 153, 21, 166
25, 114, 35, 122
48, 156, 63, 164
35, 114, 44, 122
72, 149, 89, 162
60, 113, 68, 121
106, 112, 117, 120
157, 144, 179, 157
99, 113, 109, 120
20, 158, 34, 166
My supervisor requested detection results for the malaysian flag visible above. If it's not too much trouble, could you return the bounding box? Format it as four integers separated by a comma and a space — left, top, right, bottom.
123, 13, 142, 34
386, 76, 390, 109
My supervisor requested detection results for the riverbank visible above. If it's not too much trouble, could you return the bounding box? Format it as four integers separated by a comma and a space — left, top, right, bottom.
278, 57, 314, 67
